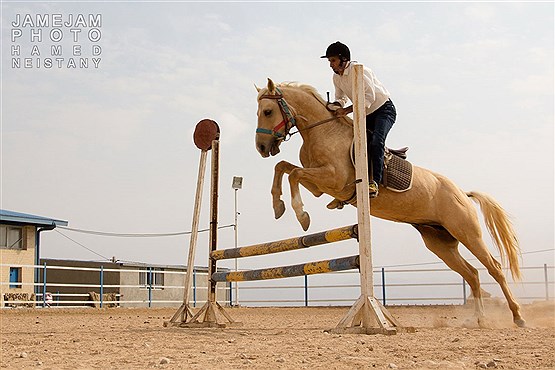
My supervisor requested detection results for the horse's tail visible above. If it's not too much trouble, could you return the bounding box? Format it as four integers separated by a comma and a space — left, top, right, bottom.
467, 191, 522, 280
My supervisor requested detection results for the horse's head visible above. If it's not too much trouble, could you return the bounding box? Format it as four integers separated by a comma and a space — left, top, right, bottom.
255, 78, 295, 158
255, 79, 340, 158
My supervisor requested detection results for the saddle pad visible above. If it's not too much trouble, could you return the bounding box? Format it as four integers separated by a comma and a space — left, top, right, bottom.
383, 152, 413, 192
349, 142, 414, 193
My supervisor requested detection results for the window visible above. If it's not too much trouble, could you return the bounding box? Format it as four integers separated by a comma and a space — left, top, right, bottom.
0, 226, 23, 249
139, 268, 164, 289
9, 267, 22, 289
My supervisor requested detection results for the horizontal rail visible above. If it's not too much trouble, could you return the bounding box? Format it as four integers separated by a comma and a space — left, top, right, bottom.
212, 255, 360, 282
238, 297, 466, 304
1, 263, 552, 308
210, 224, 357, 261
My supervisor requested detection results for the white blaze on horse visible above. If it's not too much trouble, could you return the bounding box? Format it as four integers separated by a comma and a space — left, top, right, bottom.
255, 78, 525, 328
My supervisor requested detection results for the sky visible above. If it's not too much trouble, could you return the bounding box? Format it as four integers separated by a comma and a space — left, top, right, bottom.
1, 1, 553, 300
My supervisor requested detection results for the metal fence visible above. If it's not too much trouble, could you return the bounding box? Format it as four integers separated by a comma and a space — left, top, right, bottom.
232, 264, 554, 307
1, 263, 553, 308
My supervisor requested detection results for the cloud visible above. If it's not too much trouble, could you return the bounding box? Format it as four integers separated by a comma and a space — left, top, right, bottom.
510, 73, 554, 96
216, 112, 250, 143
464, 4, 497, 22
203, 13, 232, 33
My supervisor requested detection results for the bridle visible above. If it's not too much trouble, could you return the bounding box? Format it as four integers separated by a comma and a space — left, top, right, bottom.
256, 87, 341, 142
256, 87, 297, 141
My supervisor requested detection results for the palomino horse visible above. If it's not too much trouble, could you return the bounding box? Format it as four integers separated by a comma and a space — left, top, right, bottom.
255, 79, 525, 328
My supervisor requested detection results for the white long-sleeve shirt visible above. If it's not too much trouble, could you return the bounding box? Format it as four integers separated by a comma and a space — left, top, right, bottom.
333, 61, 390, 115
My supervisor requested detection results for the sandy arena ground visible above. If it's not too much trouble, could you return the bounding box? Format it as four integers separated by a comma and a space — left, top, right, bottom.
1, 301, 554, 369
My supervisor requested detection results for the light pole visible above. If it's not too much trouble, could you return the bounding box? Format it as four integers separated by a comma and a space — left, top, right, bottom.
231, 176, 243, 306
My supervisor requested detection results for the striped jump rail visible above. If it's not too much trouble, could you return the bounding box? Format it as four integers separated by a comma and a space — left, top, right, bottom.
212, 255, 360, 282
210, 224, 358, 261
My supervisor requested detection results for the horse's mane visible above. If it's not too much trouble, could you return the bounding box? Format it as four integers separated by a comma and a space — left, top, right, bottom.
257, 82, 327, 107
257, 81, 353, 126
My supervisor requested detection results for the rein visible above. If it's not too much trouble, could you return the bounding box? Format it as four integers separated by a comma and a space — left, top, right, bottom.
257, 88, 339, 141
293, 116, 338, 135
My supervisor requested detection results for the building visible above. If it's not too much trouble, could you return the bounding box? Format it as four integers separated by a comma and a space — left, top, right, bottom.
2, 209, 230, 308
0, 209, 68, 307
39, 258, 230, 308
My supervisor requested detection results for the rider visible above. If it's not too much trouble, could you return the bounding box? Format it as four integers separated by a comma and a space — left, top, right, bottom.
322, 41, 396, 197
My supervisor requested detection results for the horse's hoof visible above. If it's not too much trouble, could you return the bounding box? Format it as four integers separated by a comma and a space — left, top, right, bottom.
477, 317, 491, 329
274, 201, 286, 219
514, 318, 526, 328
326, 199, 344, 209
298, 212, 310, 231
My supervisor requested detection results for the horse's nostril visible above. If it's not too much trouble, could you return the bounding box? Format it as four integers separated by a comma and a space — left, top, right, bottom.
259, 144, 266, 153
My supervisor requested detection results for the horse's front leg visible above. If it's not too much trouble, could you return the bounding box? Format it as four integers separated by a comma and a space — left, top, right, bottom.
272, 161, 325, 220
272, 161, 299, 219
288, 166, 335, 231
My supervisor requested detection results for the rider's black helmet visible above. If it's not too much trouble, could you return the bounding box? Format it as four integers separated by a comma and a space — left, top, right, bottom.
320, 41, 351, 61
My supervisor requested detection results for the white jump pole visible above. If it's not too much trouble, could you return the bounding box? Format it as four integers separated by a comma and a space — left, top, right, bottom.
333, 64, 400, 334
353, 64, 374, 300
353, 64, 374, 329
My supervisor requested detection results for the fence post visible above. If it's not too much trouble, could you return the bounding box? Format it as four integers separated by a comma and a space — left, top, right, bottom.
545, 264, 549, 301
229, 281, 233, 306
148, 267, 152, 308
42, 263, 47, 307
462, 277, 467, 305
100, 265, 104, 308
193, 269, 196, 307
304, 275, 308, 307
381, 267, 386, 306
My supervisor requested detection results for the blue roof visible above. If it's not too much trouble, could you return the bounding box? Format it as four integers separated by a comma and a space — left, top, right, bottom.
0, 209, 68, 227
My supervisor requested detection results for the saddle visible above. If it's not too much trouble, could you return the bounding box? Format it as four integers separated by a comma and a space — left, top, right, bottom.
349, 144, 413, 193
387, 146, 408, 160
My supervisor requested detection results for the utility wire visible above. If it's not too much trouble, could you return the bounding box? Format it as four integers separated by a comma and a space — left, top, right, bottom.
56, 224, 235, 237
51, 224, 236, 263
381, 248, 555, 269
54, 229, 110, 261
53, 225, 554, 269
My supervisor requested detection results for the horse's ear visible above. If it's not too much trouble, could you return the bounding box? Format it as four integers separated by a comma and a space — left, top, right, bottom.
267, 78, 276, 94
254, 83, 261, 92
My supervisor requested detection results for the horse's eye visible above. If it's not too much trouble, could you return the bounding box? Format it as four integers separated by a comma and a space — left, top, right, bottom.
263, 109, 272, 117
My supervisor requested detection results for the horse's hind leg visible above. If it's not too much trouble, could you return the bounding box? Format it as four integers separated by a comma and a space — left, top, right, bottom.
439, 192, 525, 327
414, 225, 487, 326
456, 234, 525, 327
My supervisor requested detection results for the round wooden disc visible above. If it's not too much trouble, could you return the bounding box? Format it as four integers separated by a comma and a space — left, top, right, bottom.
193, 119, 220, 150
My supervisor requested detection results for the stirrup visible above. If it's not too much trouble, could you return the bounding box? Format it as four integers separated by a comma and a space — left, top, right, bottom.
368, 181, 379, 198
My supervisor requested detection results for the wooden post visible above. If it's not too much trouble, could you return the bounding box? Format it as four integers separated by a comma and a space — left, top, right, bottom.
165, 119, 238, 328
167, 150, 208, 324
190, 139, 239, 328
332, 63, 401, 335
353, 63, 374, 329
203, 140, 222, 324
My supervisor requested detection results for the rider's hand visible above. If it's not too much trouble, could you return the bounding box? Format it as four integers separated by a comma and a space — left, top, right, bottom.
326, 102, 342, 112
334, 105, 353, 117
334, 107, 348, 117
